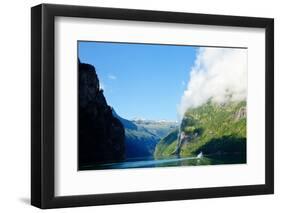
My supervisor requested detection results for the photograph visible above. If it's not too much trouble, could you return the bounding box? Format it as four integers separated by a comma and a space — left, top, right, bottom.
78, 41, 247, 170
30, 3, 274, 209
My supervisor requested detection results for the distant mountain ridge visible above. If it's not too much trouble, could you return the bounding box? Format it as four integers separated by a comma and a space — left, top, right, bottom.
132, 119, 178, 139
112, 110, 178, 158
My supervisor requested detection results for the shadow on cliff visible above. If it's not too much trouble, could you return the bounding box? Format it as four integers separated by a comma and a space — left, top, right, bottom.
78, 60, 125, 170
198, 135, 246, 155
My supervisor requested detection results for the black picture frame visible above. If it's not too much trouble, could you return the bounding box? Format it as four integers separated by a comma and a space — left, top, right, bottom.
31, 3, 274, 209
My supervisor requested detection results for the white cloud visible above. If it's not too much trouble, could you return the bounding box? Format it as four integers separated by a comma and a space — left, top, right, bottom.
178, 47, 247, 118
108, 74, 117, 80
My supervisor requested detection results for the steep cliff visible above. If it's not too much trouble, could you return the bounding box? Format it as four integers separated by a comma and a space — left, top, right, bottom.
154, 100, 246, 160
78, 60, 125, 169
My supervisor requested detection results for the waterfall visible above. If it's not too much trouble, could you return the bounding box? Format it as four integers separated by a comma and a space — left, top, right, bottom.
197, 152, 203, 158
173, 120, 183, 157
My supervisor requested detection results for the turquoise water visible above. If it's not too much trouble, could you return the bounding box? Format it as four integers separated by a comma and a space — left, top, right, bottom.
80, 154, 246, 170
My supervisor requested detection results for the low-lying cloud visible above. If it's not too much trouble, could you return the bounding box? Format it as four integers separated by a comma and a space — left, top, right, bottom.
178, 47, 247, 118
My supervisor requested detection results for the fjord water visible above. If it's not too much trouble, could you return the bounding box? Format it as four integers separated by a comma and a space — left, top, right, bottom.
81, 154, 246, 170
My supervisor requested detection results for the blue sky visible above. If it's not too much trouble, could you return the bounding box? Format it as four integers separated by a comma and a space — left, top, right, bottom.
78, 41, 197, 121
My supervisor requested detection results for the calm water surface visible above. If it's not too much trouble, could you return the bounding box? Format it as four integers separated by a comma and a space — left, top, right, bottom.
81, 154, 246, 170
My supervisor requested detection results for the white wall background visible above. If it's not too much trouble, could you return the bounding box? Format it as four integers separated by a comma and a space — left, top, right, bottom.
0, 0, 279, 212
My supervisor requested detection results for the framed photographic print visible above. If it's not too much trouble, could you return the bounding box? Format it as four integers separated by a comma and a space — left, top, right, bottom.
31, 3, 274, 209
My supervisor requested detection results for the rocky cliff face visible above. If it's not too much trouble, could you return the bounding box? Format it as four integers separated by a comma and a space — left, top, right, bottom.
154, 101, 246, 159
78, 61, 125, 169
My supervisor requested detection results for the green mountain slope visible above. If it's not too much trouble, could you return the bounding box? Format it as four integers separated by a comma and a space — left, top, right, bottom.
154, 100, 246, 160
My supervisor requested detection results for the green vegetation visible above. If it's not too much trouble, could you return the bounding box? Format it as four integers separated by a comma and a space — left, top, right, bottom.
154, 100, 246, 160
154, 130, 179, 158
